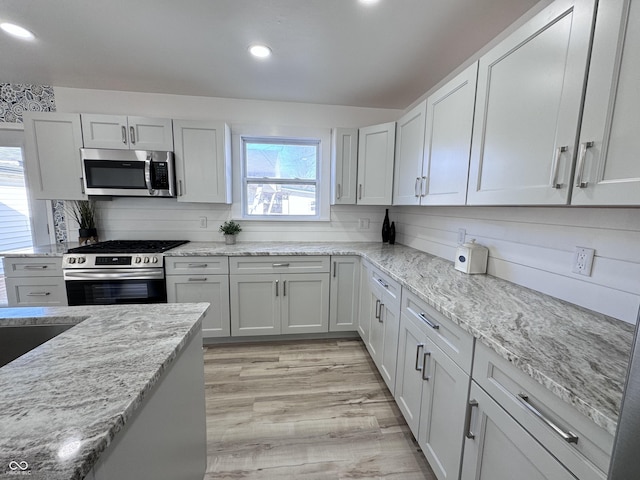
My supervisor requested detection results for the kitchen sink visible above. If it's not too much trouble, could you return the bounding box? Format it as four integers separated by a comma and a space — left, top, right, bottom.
0, 324, 74, 368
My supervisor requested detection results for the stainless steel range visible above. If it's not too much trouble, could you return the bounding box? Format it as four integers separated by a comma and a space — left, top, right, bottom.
63, 240, 188, 306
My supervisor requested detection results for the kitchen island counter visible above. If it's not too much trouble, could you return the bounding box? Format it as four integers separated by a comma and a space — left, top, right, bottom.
0, 302, 209, 480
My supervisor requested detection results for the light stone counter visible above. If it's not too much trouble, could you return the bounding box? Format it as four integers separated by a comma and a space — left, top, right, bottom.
0, 302, 209, 480
167, 241, 635, 435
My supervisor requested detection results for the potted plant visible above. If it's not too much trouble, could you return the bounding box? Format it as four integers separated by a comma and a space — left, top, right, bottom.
67, 200, 98, 245
219, 220, 242, 245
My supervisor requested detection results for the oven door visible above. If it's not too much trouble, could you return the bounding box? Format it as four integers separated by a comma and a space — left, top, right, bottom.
64, 268, 167, 306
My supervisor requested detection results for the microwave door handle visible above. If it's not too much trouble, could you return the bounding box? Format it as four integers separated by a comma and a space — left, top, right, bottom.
144, 158, 153, 194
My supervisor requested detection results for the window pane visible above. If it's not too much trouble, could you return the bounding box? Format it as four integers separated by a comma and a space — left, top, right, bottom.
246, 142, 317, 180
246, 183, 316, 216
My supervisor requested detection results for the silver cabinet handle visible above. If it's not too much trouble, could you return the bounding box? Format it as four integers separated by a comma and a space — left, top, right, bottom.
375, 299, 380, 319
188, 277, 207, 282
421, 351, 431, 380
121, 125, 127, 144
517, 393, 578, 444
575, 141, 594, 188
418, 312, 439, 330
187, 263, 208, 268
333, 261, 337, 278
337, 183, 342, 200
26, 291, 51, 296
550, 145, 568, 189
465, 399, 479, 439
24, 265, 48, 270
272, 263, 289, 267
80, 177, 85, 194
178, 180, 183, 196
415, 343, 424, 371
275, 279, 279, 297
378, 303, 384, 323
414, 177, 420, 197
358, 184, 362, 200
376, 277, 389, 289
421, 176, 427, 197
283, 280, 286, 296
130, 126, 136, 145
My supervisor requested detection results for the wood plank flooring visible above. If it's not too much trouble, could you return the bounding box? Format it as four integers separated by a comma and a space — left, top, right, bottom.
203, 338, 436, 479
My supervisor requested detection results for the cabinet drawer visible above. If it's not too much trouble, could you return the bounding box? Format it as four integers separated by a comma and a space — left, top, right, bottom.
401, 289, 474, 374
6, 278, 67, 306
368, 265, 400, 307
165, 257, 229, 275
229, 256, 330, 274
473, 341, 612, 480
3, 257, 63, 277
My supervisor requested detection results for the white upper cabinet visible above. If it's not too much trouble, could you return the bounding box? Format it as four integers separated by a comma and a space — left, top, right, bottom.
331, 128, 358, 205
467, 0, 597, 205
422, 63, 478, 206
172, 120, 232, 203
571, 0, 640, 205
393, 101, 427, 206
357, 122, 396, 205
23, 112, 87, 200
81, 114, 173, 151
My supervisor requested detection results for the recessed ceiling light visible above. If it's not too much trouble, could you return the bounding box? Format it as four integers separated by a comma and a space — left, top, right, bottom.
359, 0, 380, 5
1, 22, 35, 40
248, 44, 272, 59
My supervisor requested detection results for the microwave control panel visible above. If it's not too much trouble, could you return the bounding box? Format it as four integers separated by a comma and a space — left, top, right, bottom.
152, 162, 170, 189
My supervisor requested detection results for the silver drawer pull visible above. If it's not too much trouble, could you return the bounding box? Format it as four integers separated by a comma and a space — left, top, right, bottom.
418, 312, 439, 330
376, 277, 389, 289
378, 304, 384, 323
517, 393, 578, 444
188, 277, 207, 282
374, 299, 380, 319
24, 265, 48, 270
549, 145, 568, 189
415, 344, 424, 371
187, 263, 208, 268
575, 141, 594, 188
121, 125, 127, 144
421, 351, 431, 380
465, 399, 479, 439
272, 263, 290, 267
27, 292, 51, 296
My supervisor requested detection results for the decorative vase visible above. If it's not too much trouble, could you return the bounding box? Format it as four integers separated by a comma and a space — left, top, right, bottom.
382, 209, 391, 243
78, 228, 98, 245
224, 234, 237, 245
389, 222, 396, 245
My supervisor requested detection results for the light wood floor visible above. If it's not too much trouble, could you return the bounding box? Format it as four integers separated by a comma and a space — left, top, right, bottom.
203, 338, 436, 479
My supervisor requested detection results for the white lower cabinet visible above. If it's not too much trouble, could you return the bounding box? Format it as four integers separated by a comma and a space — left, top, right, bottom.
328, 256, 360, 332
165, 257, 230, 339
461, 382, 575, 480
357, 260, 372, 341
3, 257, 67, 307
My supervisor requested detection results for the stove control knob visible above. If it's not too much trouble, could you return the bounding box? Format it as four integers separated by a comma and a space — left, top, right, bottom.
77, 257, 86, 264
144, 257, 150, 263
68, 257, 76, 264
135, 257, 142, 264
152, 257, 158, 264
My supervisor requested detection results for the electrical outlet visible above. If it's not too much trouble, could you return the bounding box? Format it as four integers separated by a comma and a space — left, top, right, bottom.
458, 228, 466, 245
199, 216, 207, 229
358, 218, 370, 229
572, 247, 595, 276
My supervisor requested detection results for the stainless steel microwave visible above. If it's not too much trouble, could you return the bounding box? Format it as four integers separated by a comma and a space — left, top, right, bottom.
80, 148, 176, 197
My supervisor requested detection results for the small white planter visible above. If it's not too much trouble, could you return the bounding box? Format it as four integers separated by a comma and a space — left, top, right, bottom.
224, 234, 237, 245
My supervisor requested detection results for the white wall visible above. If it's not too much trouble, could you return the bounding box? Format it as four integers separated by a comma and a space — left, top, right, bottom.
392, 205, 640, 324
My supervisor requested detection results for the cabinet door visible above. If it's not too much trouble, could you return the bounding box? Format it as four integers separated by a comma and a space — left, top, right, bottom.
394, 313, 426, 437
23, 112, 86, 200
281, 273, 330, 334
6, 277, 67, 307
461, 383, 575, 480
467, 0, 596, 205
357, 122, 396, 205
230, 274, 280, 336
393, 101, 426, 206
367, 284, 385, 362
128, 116, 173, 151
81, 114, 129, 149
378, 300, 400, 394
173, 120, 232, 203
331, 128, 358, 205
357, 261, 372, 341
418, 341, 469, 480
166, 275, 230, 338
329, 256, 360, 332
422, 63, 477, 206
571, 0, 640, 205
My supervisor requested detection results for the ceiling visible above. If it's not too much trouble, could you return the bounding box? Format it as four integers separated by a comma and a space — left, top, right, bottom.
1, 0, 542, 109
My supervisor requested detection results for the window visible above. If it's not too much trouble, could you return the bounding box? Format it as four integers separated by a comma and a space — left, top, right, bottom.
242, 138, 320, 218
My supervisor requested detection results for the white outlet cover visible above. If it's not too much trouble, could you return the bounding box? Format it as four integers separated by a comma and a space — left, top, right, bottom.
572, 247, 595, 276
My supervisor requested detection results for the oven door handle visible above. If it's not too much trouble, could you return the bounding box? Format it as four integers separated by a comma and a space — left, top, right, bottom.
64, 268, 164, 280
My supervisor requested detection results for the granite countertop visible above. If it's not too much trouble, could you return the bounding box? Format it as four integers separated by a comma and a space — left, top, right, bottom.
167, 241, 635, 435
0, 302, 209, 480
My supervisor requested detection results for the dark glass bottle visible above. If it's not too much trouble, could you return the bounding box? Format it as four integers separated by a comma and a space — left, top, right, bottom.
382, 209, 390, 243
389, 222, 396, 245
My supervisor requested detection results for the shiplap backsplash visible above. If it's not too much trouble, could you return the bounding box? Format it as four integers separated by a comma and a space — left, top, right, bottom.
391, 205, 640, 324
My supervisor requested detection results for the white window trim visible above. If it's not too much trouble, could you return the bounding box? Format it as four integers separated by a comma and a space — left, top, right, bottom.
231, 125, 331, 221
